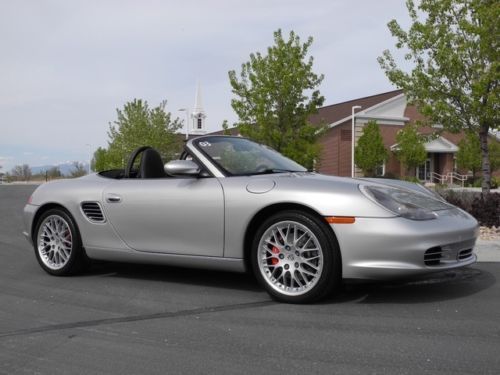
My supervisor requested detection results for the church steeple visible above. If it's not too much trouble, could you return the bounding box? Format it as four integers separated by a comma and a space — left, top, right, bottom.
191, 82, 207, 134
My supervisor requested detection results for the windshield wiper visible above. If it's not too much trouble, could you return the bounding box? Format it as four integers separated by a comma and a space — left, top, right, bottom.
251, 168, 305, 175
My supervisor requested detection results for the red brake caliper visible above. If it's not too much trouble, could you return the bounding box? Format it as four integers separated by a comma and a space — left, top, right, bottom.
271, 246, 280, 265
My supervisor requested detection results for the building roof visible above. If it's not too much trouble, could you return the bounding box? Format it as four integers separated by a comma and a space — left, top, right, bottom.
204, 89, 405, 136
390, 136, 459, 153
309, 89, 403, 126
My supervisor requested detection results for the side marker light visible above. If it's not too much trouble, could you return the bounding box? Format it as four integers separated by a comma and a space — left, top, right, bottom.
325, 216, 356, 224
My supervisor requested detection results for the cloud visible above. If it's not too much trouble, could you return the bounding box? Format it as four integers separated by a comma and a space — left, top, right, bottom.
0, 0, 410, 164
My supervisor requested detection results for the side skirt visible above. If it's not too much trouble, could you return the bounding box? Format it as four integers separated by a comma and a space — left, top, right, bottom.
85, 247, 247, 273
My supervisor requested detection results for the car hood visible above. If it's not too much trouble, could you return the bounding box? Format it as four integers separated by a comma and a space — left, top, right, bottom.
262, 172, 437, 199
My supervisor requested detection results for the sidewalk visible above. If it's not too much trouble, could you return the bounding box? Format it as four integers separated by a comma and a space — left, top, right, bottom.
476, 239, 500, 262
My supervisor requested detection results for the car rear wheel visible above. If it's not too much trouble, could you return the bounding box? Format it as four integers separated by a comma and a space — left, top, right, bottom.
251, 210, 341, 303
34, 208, 87, 276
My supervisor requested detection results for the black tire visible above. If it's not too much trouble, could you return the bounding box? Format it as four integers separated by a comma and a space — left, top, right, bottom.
33, 208, 88, 276
251, 210, 341, 303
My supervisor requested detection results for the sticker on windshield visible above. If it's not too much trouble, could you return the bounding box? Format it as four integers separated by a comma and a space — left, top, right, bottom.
199, 141, 211, 147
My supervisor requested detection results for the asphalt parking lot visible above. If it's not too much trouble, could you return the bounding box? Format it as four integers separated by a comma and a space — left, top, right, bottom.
1, 185, 499, 375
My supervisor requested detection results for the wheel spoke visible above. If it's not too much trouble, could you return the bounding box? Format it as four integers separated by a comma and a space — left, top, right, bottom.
62, 250, 68, 261
293, 272, 304, 288
264, 238, 281, 248
295, 230, 307, 246
276, 227, 286, 245
300, 268, 317, 277
271, 267, 280, 279
299, 236, 312, 250
298, 270, 309, 283
303, 259, 320, 269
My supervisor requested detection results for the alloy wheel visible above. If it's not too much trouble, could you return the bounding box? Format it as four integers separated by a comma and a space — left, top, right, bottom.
257, 220, 324, 296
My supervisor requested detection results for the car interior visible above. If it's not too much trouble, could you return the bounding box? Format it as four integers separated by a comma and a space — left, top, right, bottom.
98, 146, 198, 180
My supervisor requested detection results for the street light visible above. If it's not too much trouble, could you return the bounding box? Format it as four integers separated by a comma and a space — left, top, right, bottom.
178, 108, 190, 140
351, 105, 362, 178
85, 143, 92, 174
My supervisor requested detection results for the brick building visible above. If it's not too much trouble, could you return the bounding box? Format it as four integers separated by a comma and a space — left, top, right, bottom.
309, 90, 498, 181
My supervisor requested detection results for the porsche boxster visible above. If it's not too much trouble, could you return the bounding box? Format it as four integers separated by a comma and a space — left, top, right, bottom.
23, 136, 478, 303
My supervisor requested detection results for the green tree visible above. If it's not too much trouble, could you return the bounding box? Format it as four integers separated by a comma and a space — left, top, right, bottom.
456, 132, 481, 179
92, 147, 109, 172
94, 99, 182, 170
379, 0, 499, 193
354, 121, 388, 177
229, 29, 325, 169
69, 162, 87, 178
221, 120, 232, 135
395, 124, 427, 174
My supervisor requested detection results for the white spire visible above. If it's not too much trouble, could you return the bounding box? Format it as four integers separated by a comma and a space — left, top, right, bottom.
193, 81, 203, 114
190, 81, 207, 134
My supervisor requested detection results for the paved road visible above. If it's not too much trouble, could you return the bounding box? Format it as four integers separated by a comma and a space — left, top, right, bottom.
1, 185, 499, 375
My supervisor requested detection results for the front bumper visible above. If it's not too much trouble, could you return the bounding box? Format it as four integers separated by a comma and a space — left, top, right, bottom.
23, 203, 39, 245
331, 208, 479, 280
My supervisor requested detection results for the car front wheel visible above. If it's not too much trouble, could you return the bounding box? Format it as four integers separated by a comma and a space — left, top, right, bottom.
251, 210, 341, 303
34, 208, 87, 276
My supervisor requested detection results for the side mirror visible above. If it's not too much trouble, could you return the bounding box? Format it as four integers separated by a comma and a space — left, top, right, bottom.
164, 160, 200, 176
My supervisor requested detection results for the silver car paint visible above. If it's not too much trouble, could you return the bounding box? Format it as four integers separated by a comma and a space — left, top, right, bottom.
23, 136, 479, 279
101, 177, 224, 256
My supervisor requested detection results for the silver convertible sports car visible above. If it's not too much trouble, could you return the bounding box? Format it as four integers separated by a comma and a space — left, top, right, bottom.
23, 136, 479, 303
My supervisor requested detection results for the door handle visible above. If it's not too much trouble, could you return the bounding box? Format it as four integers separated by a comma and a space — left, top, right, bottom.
106, 194, 122, 203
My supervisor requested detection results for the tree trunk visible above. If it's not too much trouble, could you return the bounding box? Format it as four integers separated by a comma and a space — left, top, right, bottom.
479, 123, 491, 195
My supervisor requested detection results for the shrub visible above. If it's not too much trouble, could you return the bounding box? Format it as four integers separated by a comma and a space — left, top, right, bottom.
439, 190, 475, 212
439, 190, 499, 227
470, 194, 500, 227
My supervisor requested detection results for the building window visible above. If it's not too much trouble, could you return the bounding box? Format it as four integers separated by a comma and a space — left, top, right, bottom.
197, 118, 202, 130
375, 162, 385, 177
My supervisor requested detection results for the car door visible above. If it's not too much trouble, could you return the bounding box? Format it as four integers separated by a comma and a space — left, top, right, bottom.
102, 176, 224, 256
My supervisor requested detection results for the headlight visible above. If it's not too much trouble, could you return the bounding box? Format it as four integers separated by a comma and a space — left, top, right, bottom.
359, 185, 440, 220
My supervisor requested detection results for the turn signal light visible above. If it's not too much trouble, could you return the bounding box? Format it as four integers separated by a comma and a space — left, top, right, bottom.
325, 216, 355, 224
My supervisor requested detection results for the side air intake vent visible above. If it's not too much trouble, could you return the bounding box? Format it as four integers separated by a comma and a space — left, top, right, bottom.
81, 202, 105, 223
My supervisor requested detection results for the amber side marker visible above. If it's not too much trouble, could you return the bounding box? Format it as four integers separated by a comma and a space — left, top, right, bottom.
325, 216, 356, 224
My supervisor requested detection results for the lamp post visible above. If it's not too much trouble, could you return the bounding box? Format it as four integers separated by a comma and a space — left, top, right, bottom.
351, 105, 362, 178
178, 108, 190, 140
85, 143, 92, 174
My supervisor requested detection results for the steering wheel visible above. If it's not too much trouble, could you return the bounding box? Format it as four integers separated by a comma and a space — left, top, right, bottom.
125, 146, 152, 178
255, 164, 270, 173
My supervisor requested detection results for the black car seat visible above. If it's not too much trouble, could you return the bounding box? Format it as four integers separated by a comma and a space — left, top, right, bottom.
138, 148, 167, 178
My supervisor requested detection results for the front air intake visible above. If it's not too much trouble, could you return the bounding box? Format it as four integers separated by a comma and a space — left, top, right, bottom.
458, 248, 473, 261
424, 247, 443, 266
81, 202, 105, 223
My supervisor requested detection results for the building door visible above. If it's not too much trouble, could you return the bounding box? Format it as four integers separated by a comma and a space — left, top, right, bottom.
417, 158, 431, 181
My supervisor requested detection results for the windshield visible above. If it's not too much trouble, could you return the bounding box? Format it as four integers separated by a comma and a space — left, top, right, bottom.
193, 136, 307, 176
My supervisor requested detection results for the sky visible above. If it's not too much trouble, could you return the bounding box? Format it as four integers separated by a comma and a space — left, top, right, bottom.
0, 0, 411, 172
